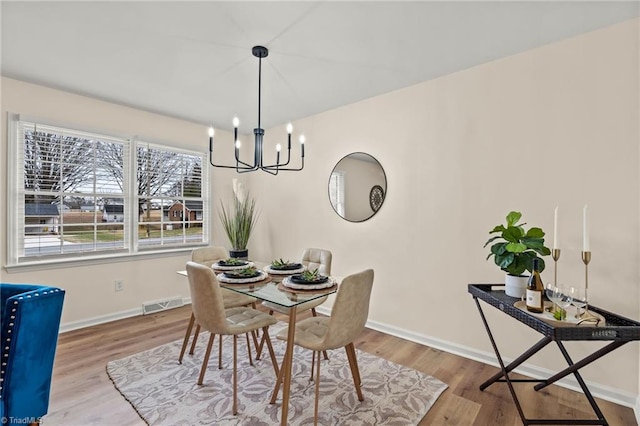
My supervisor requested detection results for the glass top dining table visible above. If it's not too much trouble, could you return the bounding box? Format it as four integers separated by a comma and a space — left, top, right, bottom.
177, 261, 337, 309
177, 260, 339, 425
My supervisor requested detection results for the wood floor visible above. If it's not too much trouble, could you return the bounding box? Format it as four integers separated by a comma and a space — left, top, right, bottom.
44, 305, 636, 425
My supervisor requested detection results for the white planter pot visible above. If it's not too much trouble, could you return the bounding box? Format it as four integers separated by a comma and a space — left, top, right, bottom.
505, 274, 529, 298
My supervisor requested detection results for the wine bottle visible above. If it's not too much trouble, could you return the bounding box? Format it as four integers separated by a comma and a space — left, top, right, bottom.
526, 258, 544, 313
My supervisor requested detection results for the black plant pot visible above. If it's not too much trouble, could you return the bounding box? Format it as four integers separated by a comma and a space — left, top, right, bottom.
229, 249, 248, 260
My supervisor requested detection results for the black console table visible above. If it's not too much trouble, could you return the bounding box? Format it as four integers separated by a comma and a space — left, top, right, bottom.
469, 283, 640, 426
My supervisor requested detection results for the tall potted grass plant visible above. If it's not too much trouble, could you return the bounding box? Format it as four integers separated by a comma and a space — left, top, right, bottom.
219, 192, 258, 259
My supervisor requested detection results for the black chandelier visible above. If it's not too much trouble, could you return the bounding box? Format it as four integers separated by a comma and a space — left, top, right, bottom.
208, 45, 305, 175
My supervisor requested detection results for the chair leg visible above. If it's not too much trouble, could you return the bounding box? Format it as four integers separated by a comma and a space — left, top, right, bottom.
254, 310, 275, 358
251, 330, 261, 360
252, 303, 260, 339
310, 350, 316, 381
178, 312, 196, 363
189, 323, 201, 355
311, 308, 329, 361
245, 333, 254, 366
218, 334, 223, 369
233, 334, 238, 415
345, 342, 364, 401
314, 350, 321, 426
255, 329, 267, 360
198, 333, 216, 385
270, 340, 288, 404
261, 326, 280, 377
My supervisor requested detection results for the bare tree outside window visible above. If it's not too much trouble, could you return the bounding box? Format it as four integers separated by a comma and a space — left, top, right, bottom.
23, 129, 94, 203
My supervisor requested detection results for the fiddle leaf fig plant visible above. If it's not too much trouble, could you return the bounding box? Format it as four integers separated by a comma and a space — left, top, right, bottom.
484, 211, 551, 276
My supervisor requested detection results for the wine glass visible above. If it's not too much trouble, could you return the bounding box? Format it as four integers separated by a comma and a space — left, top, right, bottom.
545, 283, 560, 311
554, 286, 573, 319
570, 286, 587, 318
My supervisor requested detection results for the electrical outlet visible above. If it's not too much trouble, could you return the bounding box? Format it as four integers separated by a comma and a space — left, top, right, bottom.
115, 280, 124, 292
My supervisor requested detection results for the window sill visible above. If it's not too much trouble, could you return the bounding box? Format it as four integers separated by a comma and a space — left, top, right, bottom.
3, 246, 206, 273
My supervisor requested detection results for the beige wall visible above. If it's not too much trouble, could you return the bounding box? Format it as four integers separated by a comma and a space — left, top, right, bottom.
0, 77, 239, 328
248, 19, 640, 396
1, 18, 638, 402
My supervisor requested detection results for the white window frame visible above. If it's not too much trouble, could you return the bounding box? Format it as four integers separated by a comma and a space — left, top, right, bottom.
6, 113, 209, 269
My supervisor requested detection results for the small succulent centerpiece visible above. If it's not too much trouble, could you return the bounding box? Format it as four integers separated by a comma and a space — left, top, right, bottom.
301, 269, 321, 281
218, 258, 247, 266
223, 266, 260, 279
270, 258, 302, 271
290, 268, 329, 284
484, 211, 551, 297
219, 180, 258, 259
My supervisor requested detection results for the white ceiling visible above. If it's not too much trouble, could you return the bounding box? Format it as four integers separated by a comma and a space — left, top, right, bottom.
2, 1, 639, 134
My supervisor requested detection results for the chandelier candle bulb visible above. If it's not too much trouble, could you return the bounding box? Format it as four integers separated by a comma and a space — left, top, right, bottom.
233, 116, 239, 142
300, 135, 305, 157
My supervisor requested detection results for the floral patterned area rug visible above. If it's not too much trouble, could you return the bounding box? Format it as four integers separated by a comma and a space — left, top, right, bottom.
106, 323, 447, 425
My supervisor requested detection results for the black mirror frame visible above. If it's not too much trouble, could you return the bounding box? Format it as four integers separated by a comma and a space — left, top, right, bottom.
328, 152, 387, 223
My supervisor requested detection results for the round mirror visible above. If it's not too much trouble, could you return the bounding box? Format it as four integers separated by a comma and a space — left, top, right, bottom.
328, 152, 387, 222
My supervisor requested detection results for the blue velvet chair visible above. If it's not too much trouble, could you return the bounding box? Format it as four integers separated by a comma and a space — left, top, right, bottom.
0, 284, 65, 425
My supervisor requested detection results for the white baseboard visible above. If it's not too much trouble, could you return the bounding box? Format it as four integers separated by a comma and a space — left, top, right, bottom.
316, 306, 638, 410
59, 296, 192, 333
60, 302, 637, 412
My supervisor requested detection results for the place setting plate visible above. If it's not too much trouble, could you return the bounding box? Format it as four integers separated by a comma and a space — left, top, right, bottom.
217, 270, 268, 284
212, 260, 255, 271
264, 263, 305, 275
281, 274, 336, 291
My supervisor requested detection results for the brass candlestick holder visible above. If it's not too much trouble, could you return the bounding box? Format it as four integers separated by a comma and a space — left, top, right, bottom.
580, 251, 594, 319
547, 249, 561, 315
552, 248, 560, 286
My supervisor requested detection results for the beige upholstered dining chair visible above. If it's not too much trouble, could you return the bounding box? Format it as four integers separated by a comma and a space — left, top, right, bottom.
272, 269, 374, 425
186, 261, 280, 415
262, 248, 332, 317
258, 248, 332, 360
179, 246, 258, 364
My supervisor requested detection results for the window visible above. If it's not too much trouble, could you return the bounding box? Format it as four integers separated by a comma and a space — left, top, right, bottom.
329, 171, 345, 217
136, 142, 205, 248
7, 116, 208, 266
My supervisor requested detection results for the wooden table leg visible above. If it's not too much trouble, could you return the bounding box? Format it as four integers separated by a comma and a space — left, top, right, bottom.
280, 307, 297, 426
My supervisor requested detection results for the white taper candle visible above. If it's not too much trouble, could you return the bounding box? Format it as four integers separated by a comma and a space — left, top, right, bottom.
553, 206, 558, 249
583, 205, 589, 251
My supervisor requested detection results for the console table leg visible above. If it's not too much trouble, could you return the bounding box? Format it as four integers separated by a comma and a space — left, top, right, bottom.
534, 341, 627, 391
480, 336, 552, 391
474, 297, 528, 422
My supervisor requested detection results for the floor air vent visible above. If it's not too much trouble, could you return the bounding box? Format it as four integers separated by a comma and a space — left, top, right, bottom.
142, 296, 184, 315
